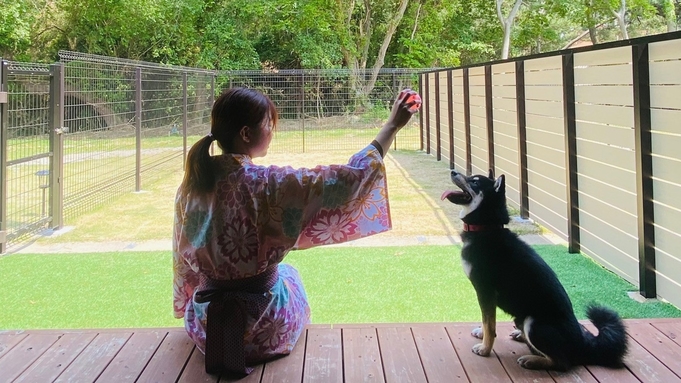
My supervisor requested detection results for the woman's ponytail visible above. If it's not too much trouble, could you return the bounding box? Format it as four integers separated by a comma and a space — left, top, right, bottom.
181, 135, 216, 194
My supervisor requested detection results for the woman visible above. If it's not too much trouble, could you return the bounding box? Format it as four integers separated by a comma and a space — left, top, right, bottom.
173, 87, 420, 376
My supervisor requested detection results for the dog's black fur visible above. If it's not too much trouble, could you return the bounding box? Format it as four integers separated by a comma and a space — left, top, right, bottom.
442, 169, 628, 371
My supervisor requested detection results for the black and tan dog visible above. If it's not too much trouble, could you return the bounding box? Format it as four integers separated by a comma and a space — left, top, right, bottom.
441, 169, 628, 371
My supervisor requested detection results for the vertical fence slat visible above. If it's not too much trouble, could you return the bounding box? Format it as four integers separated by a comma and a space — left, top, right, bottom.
485, 65, 495, 172
463, 68, 472, 175
447, 70, 454, 169
562, 53, 580, 254
632, 43, 656, 298
515, 61, 529, 219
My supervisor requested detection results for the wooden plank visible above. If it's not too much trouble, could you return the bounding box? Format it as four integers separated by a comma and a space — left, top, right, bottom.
649, 39, 681, 61
575, 103, 633, 128
549, 367, 598, 383
624, 331, 681, 382
525, 85, 564, 103
260, 329, 307, 383
136, 330, 195, 383
626, 322, 681, 380
575, 85, 633, 106
0, 332, 28, 359
525, 56, 563, 72
14, 332, 96, 383
649, 60, 681, 84
303, 328, 342, 383
574, 46, 631, 67
411, 325, 467, 383
176, 348, 219, 383
649, 85, 681, 110
96, 330, 165, 382
222, 364, 264, 383
574, 64, 632, 86
54, 332, 132, 383
445, 325, 512, 383
377, 327, 427, 383
493, 323, 554, 383
651, 321, 681, 347
342, 328, 385, 383
0, 333, 59, 383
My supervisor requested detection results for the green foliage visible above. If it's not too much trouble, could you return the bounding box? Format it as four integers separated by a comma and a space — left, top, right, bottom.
5, 0, 680, 68
0, 0, 34, 60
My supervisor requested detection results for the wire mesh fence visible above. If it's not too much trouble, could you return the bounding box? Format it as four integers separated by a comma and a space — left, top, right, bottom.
0, 52, 424, 252
0, 61, 55, 251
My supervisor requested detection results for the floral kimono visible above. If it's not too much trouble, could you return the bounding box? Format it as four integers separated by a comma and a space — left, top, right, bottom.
173, 144, 391, 373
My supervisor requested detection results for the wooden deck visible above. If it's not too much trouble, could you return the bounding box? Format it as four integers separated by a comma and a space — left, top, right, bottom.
1, 319, 680, 383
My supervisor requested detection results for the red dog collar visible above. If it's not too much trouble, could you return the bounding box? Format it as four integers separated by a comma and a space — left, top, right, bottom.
463, 223, 504, 232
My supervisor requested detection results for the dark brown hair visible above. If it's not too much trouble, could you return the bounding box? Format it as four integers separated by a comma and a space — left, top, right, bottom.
181, 87, 278, 193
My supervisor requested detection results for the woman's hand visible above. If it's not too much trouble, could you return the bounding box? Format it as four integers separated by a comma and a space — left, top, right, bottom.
372, 89, 421, 156
385, 89, 421, 131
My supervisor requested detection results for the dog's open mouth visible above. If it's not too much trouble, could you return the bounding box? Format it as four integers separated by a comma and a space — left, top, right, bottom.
441, 189, 472, 205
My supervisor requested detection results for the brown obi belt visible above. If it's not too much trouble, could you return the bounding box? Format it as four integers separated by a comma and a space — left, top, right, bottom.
194, 266, 279, 377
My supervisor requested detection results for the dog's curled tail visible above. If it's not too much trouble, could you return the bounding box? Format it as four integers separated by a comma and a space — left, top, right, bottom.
583, 304, 628, 367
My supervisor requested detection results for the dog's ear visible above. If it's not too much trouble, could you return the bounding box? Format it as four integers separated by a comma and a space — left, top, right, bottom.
494, 174, 505, 193
488, 169, 494, 179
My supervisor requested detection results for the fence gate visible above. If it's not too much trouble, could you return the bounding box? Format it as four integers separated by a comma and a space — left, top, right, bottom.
0, 60, 63, 253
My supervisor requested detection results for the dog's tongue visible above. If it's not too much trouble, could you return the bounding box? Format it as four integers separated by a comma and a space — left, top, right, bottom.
441, 190, 472, 203
441, 190, 455, 201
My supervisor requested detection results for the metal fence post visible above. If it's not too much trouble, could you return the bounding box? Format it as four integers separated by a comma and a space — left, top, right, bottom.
0, 60, 7, 253
301, 71, 305, 153
562, 53, 580, 254
424, 74, 430, 154
182, 72, 188, 168
135, 67, 142, 192
49, 63, 64, 229
434, 72, 441, 161
632, 43, 656, 299
418, 74, 424, 151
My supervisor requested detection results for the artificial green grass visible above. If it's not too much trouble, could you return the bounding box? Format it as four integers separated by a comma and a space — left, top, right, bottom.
0, 245, 679, 330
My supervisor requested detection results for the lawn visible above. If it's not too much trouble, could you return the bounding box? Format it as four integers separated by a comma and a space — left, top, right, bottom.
0, 244, 679, 330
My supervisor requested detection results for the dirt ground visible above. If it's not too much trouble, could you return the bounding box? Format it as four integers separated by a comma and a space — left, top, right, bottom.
14, 149, 552, 254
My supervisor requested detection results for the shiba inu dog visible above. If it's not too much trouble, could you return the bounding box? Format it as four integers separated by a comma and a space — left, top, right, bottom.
441, 169, 628, 371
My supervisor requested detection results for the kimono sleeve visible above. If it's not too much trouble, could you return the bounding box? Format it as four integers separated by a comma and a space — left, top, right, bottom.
265, 144, 391, 250
172, 192, 199, 319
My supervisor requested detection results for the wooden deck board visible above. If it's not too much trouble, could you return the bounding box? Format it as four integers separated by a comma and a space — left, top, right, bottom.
1, 319, 681, 382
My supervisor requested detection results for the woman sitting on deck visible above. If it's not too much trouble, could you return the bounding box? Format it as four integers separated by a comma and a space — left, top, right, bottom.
172, 87, 420, 376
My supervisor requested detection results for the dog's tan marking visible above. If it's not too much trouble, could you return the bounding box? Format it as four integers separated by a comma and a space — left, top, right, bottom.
472, 300, 496, 357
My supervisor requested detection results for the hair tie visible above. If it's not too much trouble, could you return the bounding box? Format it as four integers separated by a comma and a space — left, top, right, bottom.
207, 133, 216, 142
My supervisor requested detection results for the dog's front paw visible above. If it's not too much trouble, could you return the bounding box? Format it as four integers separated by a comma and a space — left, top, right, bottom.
471, 327, 483, 339
509, 329, 525, 342
472, 343, 492, 356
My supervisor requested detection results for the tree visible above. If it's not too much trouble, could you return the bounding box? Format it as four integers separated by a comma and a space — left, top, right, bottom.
0, 0, 36, 60
496, 0, 524, 59
329, 0, 411, 103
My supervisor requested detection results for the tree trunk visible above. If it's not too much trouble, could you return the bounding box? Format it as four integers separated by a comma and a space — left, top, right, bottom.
612, 0, 629, 40
663, 0, 678, 32
364, 0, 410, 96
585, 0, 599, 44
496, 0, 523, 59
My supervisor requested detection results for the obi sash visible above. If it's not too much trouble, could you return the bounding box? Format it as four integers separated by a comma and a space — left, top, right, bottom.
194, 266, 279, 376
